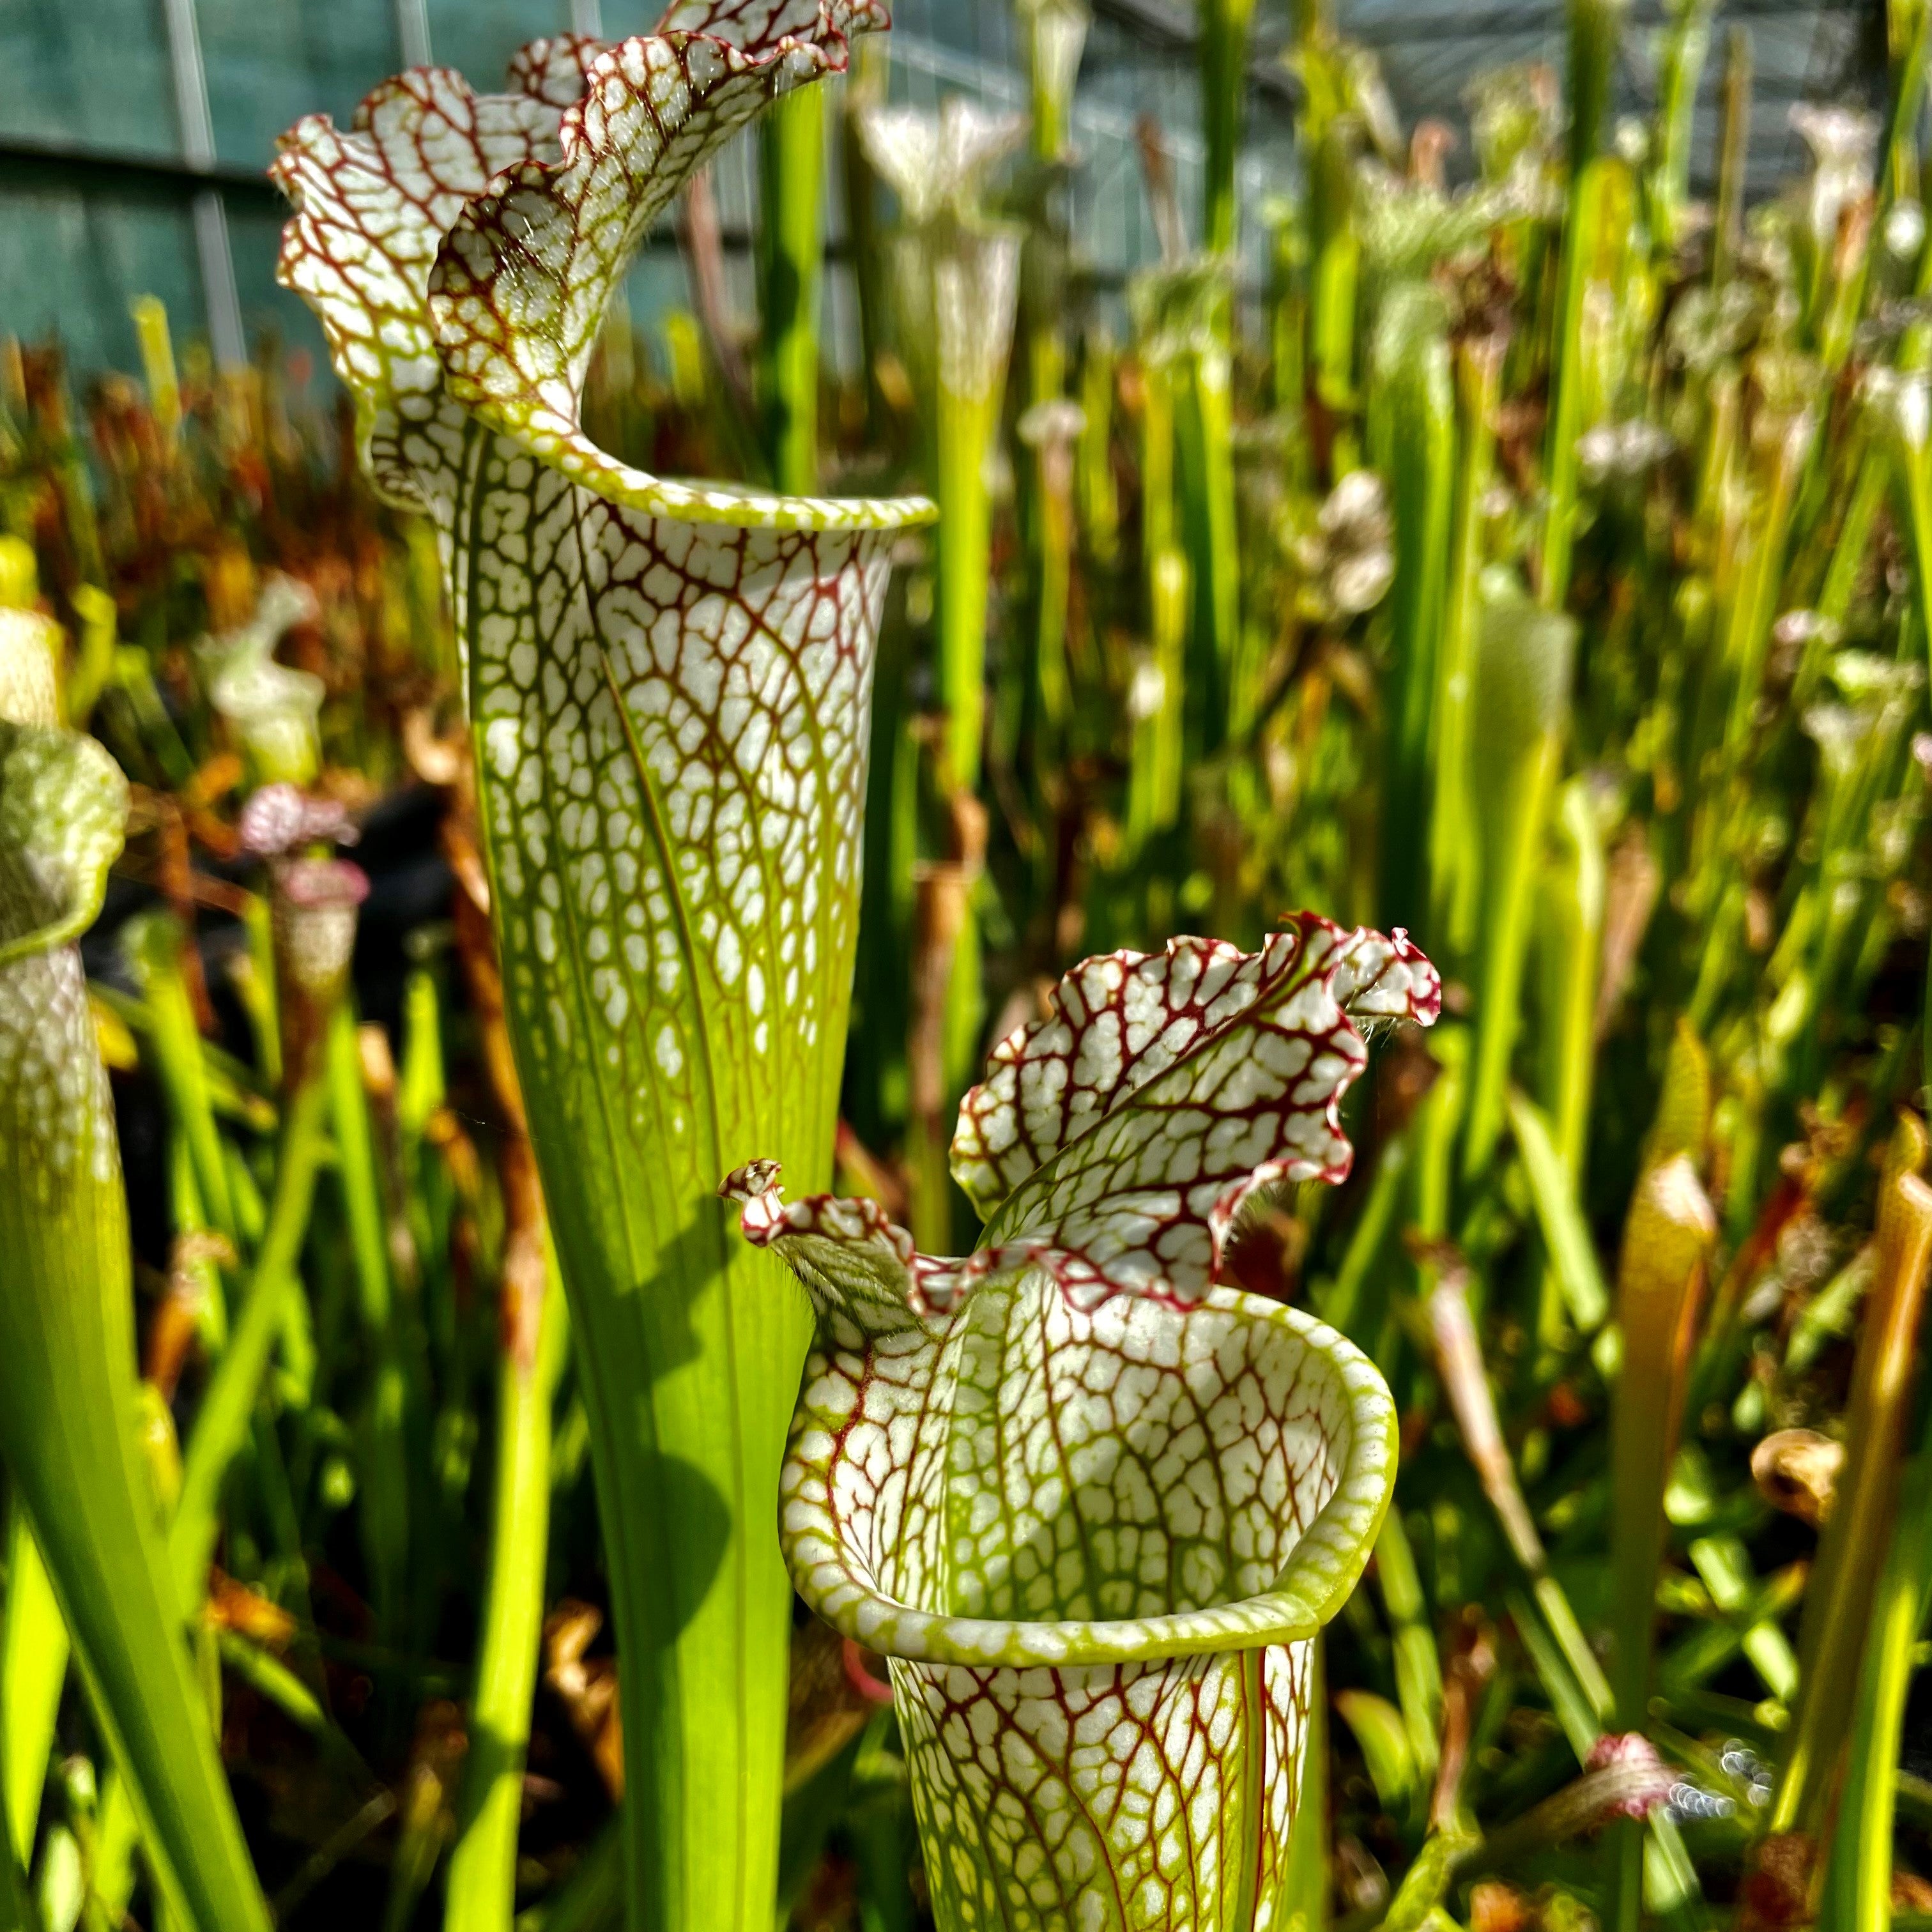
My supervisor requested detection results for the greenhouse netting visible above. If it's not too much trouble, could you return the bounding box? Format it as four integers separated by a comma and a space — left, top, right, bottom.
0, 0, 1881, 376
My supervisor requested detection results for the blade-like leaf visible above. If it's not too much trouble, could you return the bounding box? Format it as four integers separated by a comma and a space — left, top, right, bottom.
1508, 1087, 1609, 1333
1, 1506, 66, 1867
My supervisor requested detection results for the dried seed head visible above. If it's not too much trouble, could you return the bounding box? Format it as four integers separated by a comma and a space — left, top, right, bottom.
1751, 1427, 1844, 1527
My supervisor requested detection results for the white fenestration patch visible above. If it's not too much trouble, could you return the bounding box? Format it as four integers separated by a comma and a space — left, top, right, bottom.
647, 1016, 683, 1078
0, 723, 130, 1191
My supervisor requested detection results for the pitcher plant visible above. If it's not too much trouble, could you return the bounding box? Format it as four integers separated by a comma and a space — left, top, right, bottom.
273, 6, 934, 1928
726, 914, 1439, 1929
0, 610, 273, 1931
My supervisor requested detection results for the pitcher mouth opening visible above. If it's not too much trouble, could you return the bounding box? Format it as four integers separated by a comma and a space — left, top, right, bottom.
781, 1284, 1399, 1673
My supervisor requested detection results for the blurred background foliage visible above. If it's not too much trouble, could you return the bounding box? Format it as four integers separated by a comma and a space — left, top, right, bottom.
8, 0, 1932, 1928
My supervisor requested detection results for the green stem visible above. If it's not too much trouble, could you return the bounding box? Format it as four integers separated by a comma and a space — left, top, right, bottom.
1816, 443, 1886, 644
0, 1805, 34, 1932
236, 896, 281, 1093
125, 916, 238, 1248
1020, 2, 1078, 753
938, 378, 1002, 797
1609, 1160, 1714, 1730
940, 893, 984, 1128
840, 42, 892, 441
63, 587, 118, 735
1530, 781, 1605, 1352
111, 647, 194, 790
1649, 0, 1712, 251
1711, 27, 1752, 288
1878, 395, 1932, 1100
1887, 0, 1931, 203
1719, 409, 1812, 756
1176, 334, 1243, 744
1269, 203, 1308, 429
328, 1002, 394, 1331
1541, 159, 1615, 610
1538, 781, 1604, 1180
1606, 1158, 1714, 1932
1686, 1535, 1797, 1700
1774, 1123, 1932, 1834
325, 1001, 411, 1639
1462, 603, 1575, 1181
1027, 399, 1075, 739
757, 85, 824, 495
88, 1779, 138, 1931
1429, 335, 1501, 962
933, 308, 1012, 1110
1078, 335, 1119, 565
167, 1133, 227, 1352
1308, 131, 1359, 444
1128, 351, 1186, 853
1126, 549, 1189, 856
1413, 1026, 1468, 1260
496, 1073, 807, 1932
1567, 0, 1628, 176
1199, 0, 1257, 257
1374, 288, 1455, 935
445, 1238, 569, 1932
128, 295, 181, 446
1375, 1511, 1444, 1786
1510, 1089, 1610, 1339
1825, 1445, 1932, 1929
1322, 1130, 1407, 1340
169, 1075, 333, 1618
1433, 1273, 1611, 1726
1020, 0, 1085, 740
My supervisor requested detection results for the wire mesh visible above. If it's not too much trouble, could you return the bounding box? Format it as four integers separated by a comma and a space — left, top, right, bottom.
0, 0, 1901, 381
